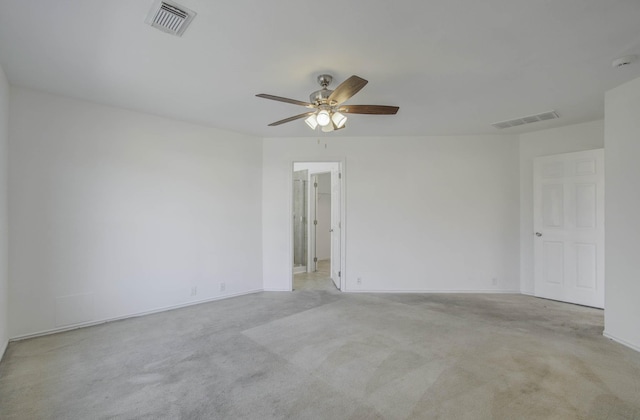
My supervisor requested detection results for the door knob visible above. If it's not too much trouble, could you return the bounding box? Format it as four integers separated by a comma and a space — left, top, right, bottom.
535, 232, 542, 237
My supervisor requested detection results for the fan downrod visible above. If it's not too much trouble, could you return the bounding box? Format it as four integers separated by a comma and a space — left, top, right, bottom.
317, 74, 333, 88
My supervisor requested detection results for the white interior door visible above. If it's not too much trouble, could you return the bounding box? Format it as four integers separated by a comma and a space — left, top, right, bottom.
330, 167, 341, 289
534, 149, 604, 308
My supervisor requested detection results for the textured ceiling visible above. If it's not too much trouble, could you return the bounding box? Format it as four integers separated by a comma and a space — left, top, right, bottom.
1, 0, 639, 137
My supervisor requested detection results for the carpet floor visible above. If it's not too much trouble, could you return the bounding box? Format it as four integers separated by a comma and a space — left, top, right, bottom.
1, 291, 639, 419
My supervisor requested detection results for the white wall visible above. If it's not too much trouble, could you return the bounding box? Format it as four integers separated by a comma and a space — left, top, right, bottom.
8, 87, 263, 338
0, 65, 9, 359
518, 120, 604, 294
263, 135, 520, 292
604, 76, 640, 352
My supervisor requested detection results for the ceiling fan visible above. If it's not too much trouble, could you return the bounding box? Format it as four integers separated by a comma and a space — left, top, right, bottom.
256, 74, 399, 132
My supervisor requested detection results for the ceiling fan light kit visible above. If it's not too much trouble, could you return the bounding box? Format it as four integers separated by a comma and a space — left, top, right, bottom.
305, 114, 318, 129
332, 111, 347, 128
316, 109, 332, 126
256, 74, 399, 132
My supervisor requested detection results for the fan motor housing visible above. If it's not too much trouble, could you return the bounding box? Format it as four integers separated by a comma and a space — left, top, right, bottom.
310, 89, 333, 105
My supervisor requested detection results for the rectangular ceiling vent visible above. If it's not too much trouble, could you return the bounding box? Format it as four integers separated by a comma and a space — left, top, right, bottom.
492, 110, 559, 129
145, 0, 196, 37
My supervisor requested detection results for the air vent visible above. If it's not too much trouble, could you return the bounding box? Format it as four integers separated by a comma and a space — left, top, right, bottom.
145, 0, 196, 37
492, 110, 559, 129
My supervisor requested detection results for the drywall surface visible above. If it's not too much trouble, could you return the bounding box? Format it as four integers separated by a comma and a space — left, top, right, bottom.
8, 87, 263, 338
0, 65, 9, 359
518, 120, 604, 294
263, 135, 520, 292
604, 76, 640, 352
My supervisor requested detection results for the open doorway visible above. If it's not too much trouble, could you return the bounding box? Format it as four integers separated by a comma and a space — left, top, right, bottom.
292, 169, 308, 274
291, 162, 342, 291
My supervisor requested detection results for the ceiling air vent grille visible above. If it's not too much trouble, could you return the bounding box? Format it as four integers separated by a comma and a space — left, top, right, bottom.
492, 110, 559, 129
145, 0, 196, 37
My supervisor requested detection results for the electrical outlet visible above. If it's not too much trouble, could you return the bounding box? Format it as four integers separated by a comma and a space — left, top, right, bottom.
220, 282, 226, 292
357, 277, 362, 285
492, 278, 498, 286
190, 286, 198, 296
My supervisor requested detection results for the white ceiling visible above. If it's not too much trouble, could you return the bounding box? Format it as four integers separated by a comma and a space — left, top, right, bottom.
1, 0, 639, 138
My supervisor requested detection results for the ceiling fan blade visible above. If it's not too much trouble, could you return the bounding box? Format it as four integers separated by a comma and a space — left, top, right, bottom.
337, 105, 399, 115
256, 94, 316, 108
268, 112, 316, 126
327, 75, 368, 106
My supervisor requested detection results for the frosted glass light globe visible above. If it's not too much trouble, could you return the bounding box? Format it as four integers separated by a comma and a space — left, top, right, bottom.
316, 110, 331, 127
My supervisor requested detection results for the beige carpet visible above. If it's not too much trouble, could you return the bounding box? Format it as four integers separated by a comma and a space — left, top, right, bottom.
1, 291, 639, 419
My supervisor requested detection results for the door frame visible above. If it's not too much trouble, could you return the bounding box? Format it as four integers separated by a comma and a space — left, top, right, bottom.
288, 159, 346, 292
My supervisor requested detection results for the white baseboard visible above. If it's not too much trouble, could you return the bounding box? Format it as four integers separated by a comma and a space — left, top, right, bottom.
603, 331, 640, 353
262, 288, 291, 292
10, 289, 263, 342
